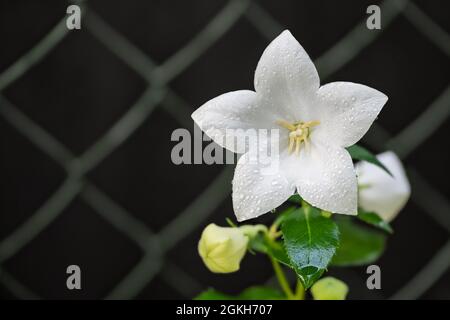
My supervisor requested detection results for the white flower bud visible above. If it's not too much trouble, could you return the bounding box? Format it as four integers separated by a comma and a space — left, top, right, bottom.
311, 277, 349, 300
356, 151, 411, 222
198, 224, 249, 273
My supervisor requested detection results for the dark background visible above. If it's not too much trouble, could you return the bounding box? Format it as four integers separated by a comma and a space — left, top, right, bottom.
0, 0, 449, 299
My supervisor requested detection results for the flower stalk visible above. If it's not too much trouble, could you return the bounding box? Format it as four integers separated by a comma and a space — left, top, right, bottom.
294, 280, 305, 300
269, 256, 296, 300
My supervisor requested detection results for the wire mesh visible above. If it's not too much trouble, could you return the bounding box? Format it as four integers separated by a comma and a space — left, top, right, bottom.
0, 0, 449, 299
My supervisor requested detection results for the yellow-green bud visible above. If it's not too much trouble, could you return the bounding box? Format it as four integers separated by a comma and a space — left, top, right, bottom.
311, 277, 349, 300
198, 224, 249, 273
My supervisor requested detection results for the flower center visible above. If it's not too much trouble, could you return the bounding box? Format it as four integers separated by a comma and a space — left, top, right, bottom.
276, 119, 320, 155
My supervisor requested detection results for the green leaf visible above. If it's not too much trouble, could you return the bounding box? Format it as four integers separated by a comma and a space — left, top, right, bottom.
273, 206, 297, 228
281, 206, 340, 289
247, 206, 296, 266
195, 288, 233, 300
357, 209, 393, 234
266, 240, 291, 267
288, 194, 302, 205
331, 217, 386, 267
346, 144, 392, 177
195, 286, 284, 300
248, 232, 291, 267
238, 287, 284, 300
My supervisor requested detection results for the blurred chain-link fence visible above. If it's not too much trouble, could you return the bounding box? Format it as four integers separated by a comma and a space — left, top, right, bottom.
0, 0, 449, 299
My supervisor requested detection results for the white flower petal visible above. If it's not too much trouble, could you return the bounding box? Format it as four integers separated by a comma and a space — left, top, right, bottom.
192, 90, 276, 153
232, 154, 294, 221
281, 141, 358, 215
356, 151, 411, 222
254, 30, 320, 121
315, 82, 388, 147
192, 30, 389, 222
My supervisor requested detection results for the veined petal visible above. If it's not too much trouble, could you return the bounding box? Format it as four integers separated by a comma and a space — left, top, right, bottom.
254, 30, 320, 121
282, 140, 358, 215
192, 90, 276, 153
232, 154, 294, 221
356, 151, 411, 222
315, 82, 388, 147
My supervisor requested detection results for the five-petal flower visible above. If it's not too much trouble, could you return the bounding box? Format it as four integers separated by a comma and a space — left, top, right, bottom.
192, 30, 388, 221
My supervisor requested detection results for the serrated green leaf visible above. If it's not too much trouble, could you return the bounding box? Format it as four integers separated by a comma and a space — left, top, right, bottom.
267, 240, 291, 267
347, 144, 392, 177
248, 232, 291, 267
281, 206, 340, 289
247, 206, 295, 267
273, 206, 297, 228
357, 209, 393, 233
195, 286, 284, 300
331, 217, 386, 267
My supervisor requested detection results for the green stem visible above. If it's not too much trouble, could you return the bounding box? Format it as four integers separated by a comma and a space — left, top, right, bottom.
294, 279, 305, 300
270, 256, 295, 300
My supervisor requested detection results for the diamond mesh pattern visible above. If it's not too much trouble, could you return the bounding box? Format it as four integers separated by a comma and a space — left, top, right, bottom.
0, 0, 449, 299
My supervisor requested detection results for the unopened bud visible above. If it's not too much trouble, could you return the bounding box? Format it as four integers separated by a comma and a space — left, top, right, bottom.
311, 277, 349, 300
198, 224, 249, 273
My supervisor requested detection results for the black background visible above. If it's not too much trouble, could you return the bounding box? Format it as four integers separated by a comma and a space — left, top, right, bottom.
0, 0, 449, 299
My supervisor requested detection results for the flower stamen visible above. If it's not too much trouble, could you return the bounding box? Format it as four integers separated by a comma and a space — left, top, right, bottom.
277, 119, 297, 131
276, 119, 320, 156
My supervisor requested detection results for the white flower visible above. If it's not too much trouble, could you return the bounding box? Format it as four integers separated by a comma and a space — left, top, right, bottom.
192, 30, 388, 221
356, 151, 411, 222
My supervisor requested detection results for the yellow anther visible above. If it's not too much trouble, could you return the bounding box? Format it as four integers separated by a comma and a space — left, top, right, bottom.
277, 119, 320, 156
276, 120, 296, 131
303, 120, 320, 127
